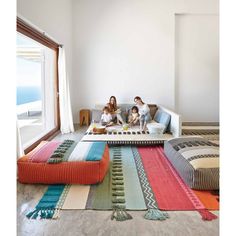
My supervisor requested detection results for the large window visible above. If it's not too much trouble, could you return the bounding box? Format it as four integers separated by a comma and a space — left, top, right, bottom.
17, 18, 59, 153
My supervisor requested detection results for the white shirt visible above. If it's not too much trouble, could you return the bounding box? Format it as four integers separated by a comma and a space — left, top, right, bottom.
137, 104, 150, 116
101, 113, 113, 122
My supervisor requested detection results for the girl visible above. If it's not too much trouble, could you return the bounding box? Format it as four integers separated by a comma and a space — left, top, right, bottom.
128, 106, 140, 126
134, 96, 151, 131
101, 106, 113, 126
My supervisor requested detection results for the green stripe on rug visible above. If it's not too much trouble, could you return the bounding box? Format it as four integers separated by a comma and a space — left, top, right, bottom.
91, 160, 112, 210
118, 146, 146, 210
91, 146, 146, 210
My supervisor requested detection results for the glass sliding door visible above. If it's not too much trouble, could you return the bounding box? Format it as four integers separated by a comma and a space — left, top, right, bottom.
16, 32, 58, 150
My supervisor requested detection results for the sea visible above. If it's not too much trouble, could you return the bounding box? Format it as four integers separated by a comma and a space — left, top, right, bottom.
17, 86, 41, 105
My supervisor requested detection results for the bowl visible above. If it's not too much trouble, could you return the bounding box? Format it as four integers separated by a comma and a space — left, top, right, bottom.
123, 124, 129, 131
93, 127, 106, 134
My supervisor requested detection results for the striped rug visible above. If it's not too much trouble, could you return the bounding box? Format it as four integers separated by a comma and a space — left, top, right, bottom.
26, 146, 218, 221
182, 127, 219, 145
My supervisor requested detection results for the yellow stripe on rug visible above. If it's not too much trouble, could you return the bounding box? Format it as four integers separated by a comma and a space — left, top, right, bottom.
62, 185, 90, 209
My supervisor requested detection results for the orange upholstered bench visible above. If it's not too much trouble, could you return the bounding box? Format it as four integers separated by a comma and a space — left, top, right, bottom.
17, 141, 109, 185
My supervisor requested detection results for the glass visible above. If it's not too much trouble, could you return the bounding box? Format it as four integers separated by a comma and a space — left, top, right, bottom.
16, 33, 57, 149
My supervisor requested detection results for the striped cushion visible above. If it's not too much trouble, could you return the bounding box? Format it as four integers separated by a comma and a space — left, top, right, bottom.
164, 137, 219, 190
17, 141, 109, 184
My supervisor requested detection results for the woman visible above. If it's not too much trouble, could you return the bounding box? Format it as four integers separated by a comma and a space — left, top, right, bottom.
107, 96, 124, 125
134, 96, 151, 131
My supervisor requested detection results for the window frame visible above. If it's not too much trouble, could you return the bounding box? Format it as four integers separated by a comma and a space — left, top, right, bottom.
17, 17, 60, 154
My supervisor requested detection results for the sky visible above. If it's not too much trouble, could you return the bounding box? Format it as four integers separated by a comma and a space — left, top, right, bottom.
16, 33, 41, 87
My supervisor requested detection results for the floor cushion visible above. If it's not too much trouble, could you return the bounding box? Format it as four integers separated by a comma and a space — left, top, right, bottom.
164, 136, 219, 190
17, 141, 110, 184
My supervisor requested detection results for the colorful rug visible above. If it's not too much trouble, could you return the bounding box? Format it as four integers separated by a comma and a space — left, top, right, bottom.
193, 190, 219, 210
26, 146, 218, 221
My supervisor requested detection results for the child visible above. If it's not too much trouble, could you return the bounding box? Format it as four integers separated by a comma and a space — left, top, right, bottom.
128, 106, 140, 126
101, 106, 114, 127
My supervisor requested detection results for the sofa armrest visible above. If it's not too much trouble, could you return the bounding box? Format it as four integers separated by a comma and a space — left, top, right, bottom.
157, 105, 182, 137
91, 109, 103, 123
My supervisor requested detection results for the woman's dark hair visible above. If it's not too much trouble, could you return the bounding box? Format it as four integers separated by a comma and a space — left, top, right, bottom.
103, 106, 110, 112
134, 96, 144, 104
131, 106, 139, 113
108, 96, 117, 111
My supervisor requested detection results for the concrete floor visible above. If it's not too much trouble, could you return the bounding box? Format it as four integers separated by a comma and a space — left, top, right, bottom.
17, 125, 219, 236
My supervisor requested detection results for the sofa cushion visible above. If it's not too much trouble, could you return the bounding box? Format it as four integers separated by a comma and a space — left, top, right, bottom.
91, 109, 103, 123
148, 104, 158, 119
154, 110, 171, 133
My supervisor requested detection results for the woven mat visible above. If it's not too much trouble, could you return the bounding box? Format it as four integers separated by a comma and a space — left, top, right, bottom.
26, 146, 218, 221
82, 124, 173, 145
182, 129, 219, 145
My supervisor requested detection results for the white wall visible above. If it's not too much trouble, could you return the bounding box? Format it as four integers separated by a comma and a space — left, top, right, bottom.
175, 14, 219, 122
17, 0, 219, 123
17, 0, 73, 98
71, 0, 219, 123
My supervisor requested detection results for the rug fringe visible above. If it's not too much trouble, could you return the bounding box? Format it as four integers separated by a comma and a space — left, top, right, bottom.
144, 209, 169, 221
198, 209, 218, 221
26, 209, 38, 219
26, 208, 56, 220
111, 208, 133, 221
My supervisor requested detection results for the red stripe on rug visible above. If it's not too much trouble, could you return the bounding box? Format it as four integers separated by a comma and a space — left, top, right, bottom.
138, 146, 217, 220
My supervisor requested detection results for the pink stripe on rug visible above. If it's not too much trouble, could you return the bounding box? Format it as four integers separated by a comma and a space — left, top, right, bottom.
29, 141, 61, 163
138, 146, 217, 220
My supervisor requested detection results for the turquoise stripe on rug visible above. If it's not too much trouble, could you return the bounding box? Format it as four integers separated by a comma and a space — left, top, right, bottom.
26, 185, 67, 219
86, 142, 106, 161
110, 146, 146, 210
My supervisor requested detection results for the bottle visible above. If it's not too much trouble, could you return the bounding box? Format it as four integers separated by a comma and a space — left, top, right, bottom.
91, 119, 96, 128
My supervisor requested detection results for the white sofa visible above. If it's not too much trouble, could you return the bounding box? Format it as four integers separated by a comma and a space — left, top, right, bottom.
91, 104, 182, 138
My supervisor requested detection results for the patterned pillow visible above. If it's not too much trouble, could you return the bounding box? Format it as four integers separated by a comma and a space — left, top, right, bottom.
164, 137, 219, 190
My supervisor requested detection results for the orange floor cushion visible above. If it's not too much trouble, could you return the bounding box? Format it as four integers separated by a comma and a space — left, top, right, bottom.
17, 141, 110, 184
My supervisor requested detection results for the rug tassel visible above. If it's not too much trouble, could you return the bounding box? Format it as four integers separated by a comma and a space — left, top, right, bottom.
47, 209, 55, 219
198, 209, 218, 221
111, 209, 133, 221
144, 209, 169, 221
26, 209, 38, 219
40, 210, 46, 219
111, 210, 116, 220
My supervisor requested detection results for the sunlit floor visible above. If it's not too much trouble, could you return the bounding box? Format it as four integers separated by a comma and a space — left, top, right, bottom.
18, 112, 44, 145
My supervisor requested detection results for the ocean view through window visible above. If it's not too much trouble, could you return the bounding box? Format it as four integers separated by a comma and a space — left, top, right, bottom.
17, 32, 58, 150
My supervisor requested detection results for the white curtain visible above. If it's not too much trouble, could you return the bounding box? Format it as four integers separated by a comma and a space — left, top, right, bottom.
16, 120, 24, 158
58, 47, 74, 134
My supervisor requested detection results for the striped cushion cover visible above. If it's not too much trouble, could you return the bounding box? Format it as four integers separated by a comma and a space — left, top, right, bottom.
164, 137, 219, 190
17, 141, 109, 184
